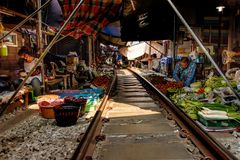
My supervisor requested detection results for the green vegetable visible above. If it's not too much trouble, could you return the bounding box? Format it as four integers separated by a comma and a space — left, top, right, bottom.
188, 113, 198, 120
190, 81, 202, 88
227, 112, 240, 121
204, 87, 212, 93
203, 103, 238, 112
205, 76, 227, 88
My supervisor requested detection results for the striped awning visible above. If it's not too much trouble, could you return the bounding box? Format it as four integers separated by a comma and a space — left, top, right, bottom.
61, 0, 122, 39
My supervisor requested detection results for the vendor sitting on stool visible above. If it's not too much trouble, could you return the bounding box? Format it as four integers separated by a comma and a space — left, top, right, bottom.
13, 46, 42, 97
173, 57, 197, 87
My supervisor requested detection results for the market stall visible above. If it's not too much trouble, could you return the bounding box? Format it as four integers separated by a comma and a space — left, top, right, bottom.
29, 66, 114, 127
135, 70, 240, 132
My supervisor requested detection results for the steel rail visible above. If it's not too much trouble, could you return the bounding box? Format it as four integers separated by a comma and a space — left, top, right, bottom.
0, 0, 85, 116
71, 71, 117, 160
166, 0, 240, 101
129, 68, 238, 160
0, 0, 51, 41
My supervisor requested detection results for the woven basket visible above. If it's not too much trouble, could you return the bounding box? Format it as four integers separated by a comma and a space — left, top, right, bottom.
54, 105, 80, 127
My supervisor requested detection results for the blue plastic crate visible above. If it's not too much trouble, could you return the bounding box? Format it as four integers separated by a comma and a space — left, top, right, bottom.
57, 90, 81, 99
79, 88, 104, 97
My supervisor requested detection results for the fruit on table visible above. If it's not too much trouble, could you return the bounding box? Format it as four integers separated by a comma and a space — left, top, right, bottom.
204, 87, 212, 93
155, 81, 183, 94
64, 96, 87, 105
190, 81, 202, 88
91, 75, 111, 89
197, 88, 205, 94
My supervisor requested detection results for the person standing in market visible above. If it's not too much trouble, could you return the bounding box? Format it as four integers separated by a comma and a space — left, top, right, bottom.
13, 46, 42, 97
172, 57, 197, 87
151, 54, 160, 72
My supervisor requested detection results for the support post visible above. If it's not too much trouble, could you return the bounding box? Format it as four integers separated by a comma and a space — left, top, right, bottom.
37, 0, 46, 94
217, 11, 223, 69
227, 11, 235, 70
88, 36, 93, 66
148, 41, 152, 70
172, 14, 177, 72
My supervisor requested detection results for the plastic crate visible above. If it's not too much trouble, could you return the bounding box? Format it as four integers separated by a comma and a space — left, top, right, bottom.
57, 90, 81, 98
198, 112, 240, 128
85, 98, 97, 112
75, 93, 99, 112
79, 88, 104, 97
56, 91, 100, 113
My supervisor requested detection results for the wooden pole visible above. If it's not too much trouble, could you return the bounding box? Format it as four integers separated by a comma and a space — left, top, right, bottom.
37, 0, 46, 94
88, 36, 93, 66
227, 11, 235, 70
148, 41, 151, 70
92, 38, 96, 65
172, 14, 177, 72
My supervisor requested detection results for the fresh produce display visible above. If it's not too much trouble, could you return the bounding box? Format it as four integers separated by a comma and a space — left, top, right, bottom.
155, 81, 183, 94
64, 96, 87, 106
91, 75, 112, 89
145, 74, 183, 94
190, 81, 202, 88
36, 94, 60, 103
146, 74, 166, 85
144, 73, 240, 127
204, 76, 237, 89
205, 76, 227, 88
203, 103, 240, 121
171, 94, 204, 120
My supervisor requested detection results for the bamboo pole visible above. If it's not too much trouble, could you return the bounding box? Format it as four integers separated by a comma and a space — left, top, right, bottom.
148, 41, 152, 70
0, 0, 85, 116
37, 0, 46, 94
144, 41, 163, 54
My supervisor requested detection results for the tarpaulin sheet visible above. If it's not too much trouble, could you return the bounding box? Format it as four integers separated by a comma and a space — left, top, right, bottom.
99, 33, 126, 46
61, 0, 122, 39
119, 42, 147, 60
102, 20, 121, 37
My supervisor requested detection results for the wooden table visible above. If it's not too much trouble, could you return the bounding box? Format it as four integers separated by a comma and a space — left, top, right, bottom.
56, 74, 71, 89
45, 78, 64, 92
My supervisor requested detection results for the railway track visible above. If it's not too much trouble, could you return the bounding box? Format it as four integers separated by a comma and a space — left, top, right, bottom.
73, 69, 238, 160
0, 69, 238, 160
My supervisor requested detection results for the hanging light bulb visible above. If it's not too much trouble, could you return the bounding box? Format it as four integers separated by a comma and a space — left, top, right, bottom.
216, 6, 225, 13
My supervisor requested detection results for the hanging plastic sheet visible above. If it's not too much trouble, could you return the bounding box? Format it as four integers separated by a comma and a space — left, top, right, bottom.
119, 42, 147, 60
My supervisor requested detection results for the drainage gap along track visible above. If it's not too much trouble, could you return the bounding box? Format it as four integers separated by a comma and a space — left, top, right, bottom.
72, 69, 238, 160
